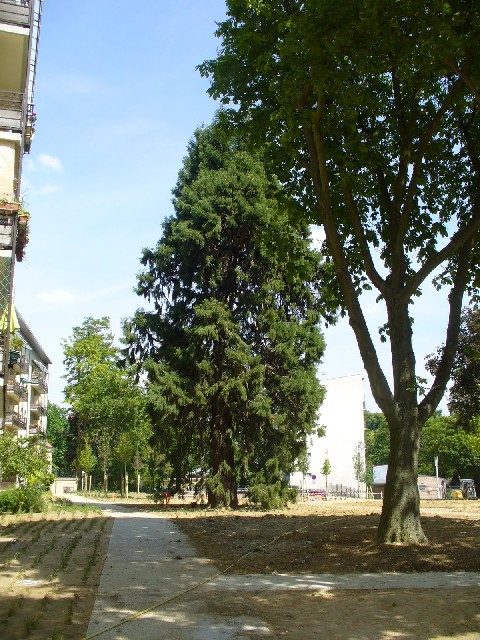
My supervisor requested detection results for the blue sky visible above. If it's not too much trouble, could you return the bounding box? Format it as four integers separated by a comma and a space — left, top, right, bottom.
15, 0, 450, 412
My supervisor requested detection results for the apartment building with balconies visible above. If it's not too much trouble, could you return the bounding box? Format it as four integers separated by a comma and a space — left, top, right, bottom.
0, 0, 42, 435
0, 0, 41, 198
4, 308, 50, 440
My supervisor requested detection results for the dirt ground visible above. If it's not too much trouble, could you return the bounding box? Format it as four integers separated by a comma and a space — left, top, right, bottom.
171, 498, 480, 640
170, 498, 480, 574
0, 497, 479, 640
0, 505, 113, 640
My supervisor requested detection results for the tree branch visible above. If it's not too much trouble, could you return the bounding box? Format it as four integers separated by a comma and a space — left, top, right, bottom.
306, 98, 395, 420
402, 194, 480, 302
341, 173, 387, 295
419, 239, 473, 422
395, 77, 465, 254
445, 58, 480, 105
391, 67, 411, 220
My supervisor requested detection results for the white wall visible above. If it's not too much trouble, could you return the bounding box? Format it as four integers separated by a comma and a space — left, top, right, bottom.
0, 138, 18, 198
291, 374, 365, 491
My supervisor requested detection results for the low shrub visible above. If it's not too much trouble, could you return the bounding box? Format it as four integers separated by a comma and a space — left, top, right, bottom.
248, 482, 298, 509
0, 487, 45, 514
248, 459, 299, 509
148, 490, 165, 504
40, 472, 56, 491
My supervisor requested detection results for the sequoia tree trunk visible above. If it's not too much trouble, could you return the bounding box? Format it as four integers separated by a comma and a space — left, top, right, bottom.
208, 409, 238, 508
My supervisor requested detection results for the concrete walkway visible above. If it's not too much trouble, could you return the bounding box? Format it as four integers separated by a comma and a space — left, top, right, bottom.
67, 496, 480, 640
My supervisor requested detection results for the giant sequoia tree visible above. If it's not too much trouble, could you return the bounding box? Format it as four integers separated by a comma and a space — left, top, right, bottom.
200, 1, 480, 540
125, 123, 327, 507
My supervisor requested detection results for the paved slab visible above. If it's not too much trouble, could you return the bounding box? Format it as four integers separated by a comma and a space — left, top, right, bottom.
206, 571, 480, 591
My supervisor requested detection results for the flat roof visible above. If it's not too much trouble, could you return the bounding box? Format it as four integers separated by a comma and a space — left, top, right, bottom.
16, 308, 51, 365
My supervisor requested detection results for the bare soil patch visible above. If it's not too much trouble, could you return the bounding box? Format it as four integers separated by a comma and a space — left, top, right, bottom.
185, 587, 480, 640
169, 498, 480, 639
2, 497, 478, 640
170, 499, 480, 575
0, 506, 112, 640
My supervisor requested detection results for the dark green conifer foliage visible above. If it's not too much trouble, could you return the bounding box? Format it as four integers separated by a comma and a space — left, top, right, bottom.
126, 122, 328, 507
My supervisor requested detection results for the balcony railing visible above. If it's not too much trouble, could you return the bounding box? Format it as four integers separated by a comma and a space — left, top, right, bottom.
0, 0, 43, 156
7, 379, 27, 400
30, 403, 46, 416
24, 102, 35, 152
0, 1, 30, 28
29, 424, 45, 435
9, 352, 28, 372
0, 90, 23, 131
31, 373, 47, 393
5, 410, 27, 429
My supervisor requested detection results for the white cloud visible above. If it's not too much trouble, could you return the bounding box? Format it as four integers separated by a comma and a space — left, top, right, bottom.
76, 282, 133, 304
37, 289, 75, 304
38, 154, 63, 171
37, 182, 62, 195
41, 183, 62, 194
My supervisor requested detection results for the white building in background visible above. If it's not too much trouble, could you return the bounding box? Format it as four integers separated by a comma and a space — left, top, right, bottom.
290, 374, 366, 493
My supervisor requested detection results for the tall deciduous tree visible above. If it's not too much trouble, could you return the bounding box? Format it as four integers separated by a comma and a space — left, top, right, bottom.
63, 317, 151, 492
200, 0, 480, 542
125, 122, 327, 507
418, 413, 480, 481
364, 411, 391, 467
47, 403, 75, 475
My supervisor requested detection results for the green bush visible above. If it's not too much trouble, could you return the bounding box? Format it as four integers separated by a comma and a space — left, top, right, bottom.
248, 482, 298, 509
248, 459, 298, 509
40, 472, 56, 491
0, 487, 45, 514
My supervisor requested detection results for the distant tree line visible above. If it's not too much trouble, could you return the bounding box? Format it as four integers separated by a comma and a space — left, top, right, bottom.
365, 308, 480, 485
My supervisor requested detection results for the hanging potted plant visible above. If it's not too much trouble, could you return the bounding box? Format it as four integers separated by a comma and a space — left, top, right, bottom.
10, 335, 24, 352
16, 204, 30, 262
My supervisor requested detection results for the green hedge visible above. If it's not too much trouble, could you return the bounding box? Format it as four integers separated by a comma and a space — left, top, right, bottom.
0, 487, 45, 514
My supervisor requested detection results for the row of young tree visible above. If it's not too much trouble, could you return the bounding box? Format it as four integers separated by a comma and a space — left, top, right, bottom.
48, 318, 159, 495
48, 396, 173, 496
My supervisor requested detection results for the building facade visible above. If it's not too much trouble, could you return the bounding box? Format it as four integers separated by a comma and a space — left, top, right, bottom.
290, 374, 366, 494
0, 0, 42, 433
6, 309, 50, 439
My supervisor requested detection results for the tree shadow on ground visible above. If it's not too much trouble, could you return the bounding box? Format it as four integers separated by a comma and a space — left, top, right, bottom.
172, 511, 480, 574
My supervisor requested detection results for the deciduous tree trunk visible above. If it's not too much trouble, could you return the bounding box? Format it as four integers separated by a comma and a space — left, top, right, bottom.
377, 416, 426, 543
375, 303, 428, 544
